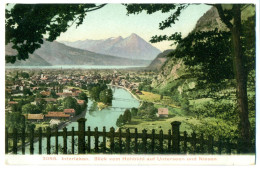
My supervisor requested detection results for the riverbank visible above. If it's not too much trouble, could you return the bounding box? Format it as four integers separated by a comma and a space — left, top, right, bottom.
58, 107, 87, 130
108, 84, 142, 107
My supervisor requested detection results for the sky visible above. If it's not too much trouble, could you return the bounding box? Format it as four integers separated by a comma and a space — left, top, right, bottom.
56, 4, 211, 51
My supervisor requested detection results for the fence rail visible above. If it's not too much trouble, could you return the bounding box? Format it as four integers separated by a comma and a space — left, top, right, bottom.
6, 118, 244, 155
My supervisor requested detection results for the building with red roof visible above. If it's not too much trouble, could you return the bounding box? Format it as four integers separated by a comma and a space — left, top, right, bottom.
45, 112, 70, 120
27, 114, 45, 122
8, 101, 18, 105
64, 109, 75, 116
157, 108, 169, 118
77, 100, 85, 105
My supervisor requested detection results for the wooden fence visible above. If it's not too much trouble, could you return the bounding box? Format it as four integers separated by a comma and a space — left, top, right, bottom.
6, 118, 244, 155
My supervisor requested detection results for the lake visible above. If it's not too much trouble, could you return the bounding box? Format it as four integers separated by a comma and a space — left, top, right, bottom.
20, 86, 140, 154
5, 65, 146, 70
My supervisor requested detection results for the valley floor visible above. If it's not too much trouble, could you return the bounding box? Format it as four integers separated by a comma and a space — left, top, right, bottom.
121, 115, 201, 135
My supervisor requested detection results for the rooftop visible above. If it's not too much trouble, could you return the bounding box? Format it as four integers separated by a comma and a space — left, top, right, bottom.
158, 108, 169, 115
64, 109, 75, 113
27, 114, 44, 120
46, 112, 70, 118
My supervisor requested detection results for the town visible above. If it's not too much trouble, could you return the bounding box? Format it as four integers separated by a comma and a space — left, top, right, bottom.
5, 69, 170, 131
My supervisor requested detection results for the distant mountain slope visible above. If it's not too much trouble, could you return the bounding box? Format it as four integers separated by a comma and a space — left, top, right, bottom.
6, 40, 151, 66
5, 43, 51, 66
147, 49, 174, 70
60, 33, 161, 60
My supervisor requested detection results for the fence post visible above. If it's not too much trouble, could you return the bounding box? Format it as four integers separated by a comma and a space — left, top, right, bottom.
5, 127, 8, 154
13, 128, 18, 155
103, 126, 106, 154
208, 135, 214, 154
22, 116, 26, 155
55, 126, 59, 155
94, 127, 99, 153
119, 128, 122, 153
184, 131, 187, 154
110, 127, 115, 153
151, 129, 155, 154
226, 138, 231, 154
142, 129, 147, 154
218, 136, 222, 154
192, 132, 196, 153
30, 126, 34, 155
126, 128, 130, 154
77, 118, 86, 154
168, 129, 171, 153
199, 134, 205, 153
39, 127, 42, 155
237, 138, 241, 154
87, 126, 91, 153
171, 121, 181, 154
47, 127, 51, 154
134, 128, 138, 154
63, 127, 67, 154
71, 127, 75, 154
159, 130, 164, 154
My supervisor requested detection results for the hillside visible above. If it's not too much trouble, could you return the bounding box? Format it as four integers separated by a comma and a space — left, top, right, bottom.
147, 49, 174, 70
60, 33, 161, 60
6, 40, 151, 66
151, 6, 255, 93
152, 7, 222, 92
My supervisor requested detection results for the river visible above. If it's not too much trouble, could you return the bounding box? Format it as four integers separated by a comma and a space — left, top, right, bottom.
20, 86, 140, 154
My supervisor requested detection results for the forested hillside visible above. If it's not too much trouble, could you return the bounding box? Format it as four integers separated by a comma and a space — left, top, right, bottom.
151, 6, 255, 145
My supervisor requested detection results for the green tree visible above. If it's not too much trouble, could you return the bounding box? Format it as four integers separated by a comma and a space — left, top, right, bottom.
160, 94, 163, 100
50, 89, 58, 98
36, 91, 44, 98
78, 92, 88, 103
106, 89, 113, 104
23, 88, 32, 96
116, 115, 124, 127
99, 90, 108, 104
11, 104, 19, 112
148, 110, 157, 119
180, 96, 190, 115
63, 96, 77, 108
45, 103, 59, 113
22, 103, 39, 114
123, 109, 131, 123
36, 99, 47, 111
131, 107, 138, 116
5, 112, 25, 131
21, 72, 29, 79
99, 89, 113, 105
13, 99, 27, 112
81, 84, 87, 90
126, 109, 132, 123
90, 86, 100, 101
137, 102, 157, 119
63, 96, 82, 115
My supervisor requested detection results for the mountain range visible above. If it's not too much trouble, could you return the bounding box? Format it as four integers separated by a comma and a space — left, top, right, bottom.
5, 40, 152, 67
60, 33, 161, 60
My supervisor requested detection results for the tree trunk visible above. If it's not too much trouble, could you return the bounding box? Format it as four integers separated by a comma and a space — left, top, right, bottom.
231, 5, 251, 152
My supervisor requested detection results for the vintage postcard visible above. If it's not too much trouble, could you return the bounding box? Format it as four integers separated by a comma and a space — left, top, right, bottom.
2, 0, 258, 166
